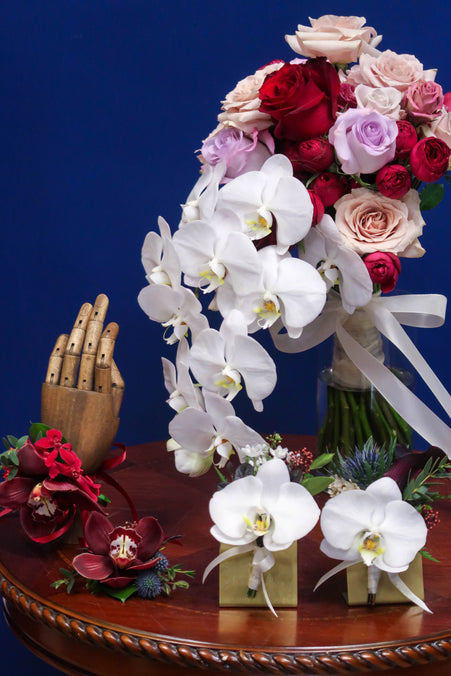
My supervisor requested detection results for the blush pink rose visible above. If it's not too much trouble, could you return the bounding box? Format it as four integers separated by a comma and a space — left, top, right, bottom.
347, 50, 434, 92
404, 80, 444, 124
334, 187, 425, 257
286, 15, 381, 64
217, 62, 284, 133
363, 251, 401, 292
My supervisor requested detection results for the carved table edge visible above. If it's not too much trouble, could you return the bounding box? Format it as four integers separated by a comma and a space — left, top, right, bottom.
1, 574, 451, 674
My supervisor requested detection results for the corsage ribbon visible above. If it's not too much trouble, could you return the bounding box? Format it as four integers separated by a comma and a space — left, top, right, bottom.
272, 292, 451, 458
314, 559, 432, 613
202, 543, 277, 616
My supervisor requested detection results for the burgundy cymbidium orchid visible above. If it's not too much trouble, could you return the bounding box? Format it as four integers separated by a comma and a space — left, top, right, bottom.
72, 512, 165, 587
0, 432, 102, 543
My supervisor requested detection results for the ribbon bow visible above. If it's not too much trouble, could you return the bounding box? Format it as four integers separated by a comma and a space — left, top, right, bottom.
272, 292, 451, 458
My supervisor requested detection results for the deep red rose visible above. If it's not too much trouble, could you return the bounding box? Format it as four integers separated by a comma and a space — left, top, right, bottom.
281, 137, 334, 174
308, 190, 325, 225
394, 120, 417, 159
376, 164, 412, 199
444, 91, 451, 111
310, 172, 349, 207
410, 137, 451, 182
363, 252, 401, 292
259, 58, 340, 141
337, 82, 357, 111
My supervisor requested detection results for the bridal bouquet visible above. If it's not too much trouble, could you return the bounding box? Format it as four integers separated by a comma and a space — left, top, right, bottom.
139, 14, 451, 476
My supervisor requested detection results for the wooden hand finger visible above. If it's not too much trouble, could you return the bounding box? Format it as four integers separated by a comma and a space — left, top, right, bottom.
45, 334, 69, 385
111, 359, 125, 416
77, 294, 110, 390
94, 322, 119, 394
60, 302, 92, 388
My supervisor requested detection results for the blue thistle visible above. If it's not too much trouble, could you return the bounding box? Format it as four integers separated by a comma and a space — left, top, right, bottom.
135, 571, 163, 599
334, 437, 395, 489
152, 553, 169, 574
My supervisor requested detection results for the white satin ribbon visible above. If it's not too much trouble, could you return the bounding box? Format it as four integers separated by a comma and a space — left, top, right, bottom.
203, 543, 278, 616
271, 292, 451, 458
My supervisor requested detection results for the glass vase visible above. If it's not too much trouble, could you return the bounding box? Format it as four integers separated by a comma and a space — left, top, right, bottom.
317, 308, 413, 458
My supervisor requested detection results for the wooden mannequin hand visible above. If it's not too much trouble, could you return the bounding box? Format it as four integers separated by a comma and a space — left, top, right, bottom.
41, 294, 124, 472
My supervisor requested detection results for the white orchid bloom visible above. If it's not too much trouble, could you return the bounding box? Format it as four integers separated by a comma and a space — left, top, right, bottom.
217, 154, 313, 254
301, 214, 373, 314
180, 160, 225, 224
189, 309, 277, 411
162, 338, 203, 412
316, 477, 430, 611
216, 245, 327, 338
173, 208, 262, 294
138, 283, 208, 345
141, 216, 181, 287
209, 458, 320, 551
168, 389, 265, 476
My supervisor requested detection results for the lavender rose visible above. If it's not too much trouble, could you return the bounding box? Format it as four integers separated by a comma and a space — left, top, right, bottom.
328, 108, 398, 174
201, 128, 273, 180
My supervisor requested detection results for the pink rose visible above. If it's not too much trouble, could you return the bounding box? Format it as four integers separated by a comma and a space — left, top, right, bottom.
328, 108, 397, 174
444, 92, 451, 111
376, 164, 412, 199
395, 120, 418, 158
337, 82, 357, 111
217, 62, 284, 133
347, 50, 433, 92
310, 172, 349, 207
334, 187, 425, 257
286, 15, 381, 64
201, 128, 272, 179
404, 80, 444, 124
410, 137, 451, 182
354, 84, 403, 120
308, 190, 325, 225
363, 252, 401, 292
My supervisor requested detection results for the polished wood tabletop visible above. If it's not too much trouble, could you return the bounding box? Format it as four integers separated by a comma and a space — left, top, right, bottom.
0, 435, 450, 675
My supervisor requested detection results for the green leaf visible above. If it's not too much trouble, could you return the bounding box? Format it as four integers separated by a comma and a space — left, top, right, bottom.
101, 583, 137, 603
420, 183, 444, 211
309, 453, 334, 470
419, 549, 440, 563
173, 580, 190, 589
15, 435, 28, 449
302, 475, 333, 495
6, 435, 18, 448
97, 493, 111, 506
28, 422, 51, 442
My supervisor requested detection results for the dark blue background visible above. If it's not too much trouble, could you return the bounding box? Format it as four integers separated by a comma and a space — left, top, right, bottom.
1, 1, 451, 672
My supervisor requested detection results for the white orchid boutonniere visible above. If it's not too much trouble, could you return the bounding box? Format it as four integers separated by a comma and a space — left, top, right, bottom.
203, 457, 320, 615
315, 476, 431, 612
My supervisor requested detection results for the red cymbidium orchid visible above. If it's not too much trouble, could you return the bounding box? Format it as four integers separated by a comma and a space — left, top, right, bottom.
0, 431, 102, 543
72, 512, 164, 587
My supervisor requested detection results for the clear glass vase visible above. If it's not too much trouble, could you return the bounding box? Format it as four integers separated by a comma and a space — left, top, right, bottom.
317, 308, 413, 457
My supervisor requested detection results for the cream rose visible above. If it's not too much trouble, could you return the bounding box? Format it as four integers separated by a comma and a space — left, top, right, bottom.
334, 188, 425, 257
217, 62, 284, 133
286, 15, 381, 64
354, 84, 404, 119
347, 50, 436, 92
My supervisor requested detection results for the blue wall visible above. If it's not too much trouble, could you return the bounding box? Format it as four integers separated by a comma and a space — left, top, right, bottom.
1, 1, 451, 672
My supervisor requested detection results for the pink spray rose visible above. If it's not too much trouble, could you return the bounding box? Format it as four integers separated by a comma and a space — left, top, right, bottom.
394, 120, 418, 159
404, 80, 444, 124
410, 137, 451, 182
310, 172, 349, 207
376, 164, 412, 199
363, 251, 401, 292
328, 108, 398, 175
281, 137, 334, 173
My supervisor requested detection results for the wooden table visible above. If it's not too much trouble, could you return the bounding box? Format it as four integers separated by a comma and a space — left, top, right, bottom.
1, 436, 451, 675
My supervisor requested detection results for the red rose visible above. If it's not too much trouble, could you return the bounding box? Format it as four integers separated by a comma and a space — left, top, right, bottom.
281, 137, 334, 173
337, 83, 357, 111
363, 252, 401, 293
376, 164, 412, 199
410, 137, 451, 182
308, 190, 325, 225
259, 58, 340, 141
394, 120, 417, 159
310, 172, 349, 207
